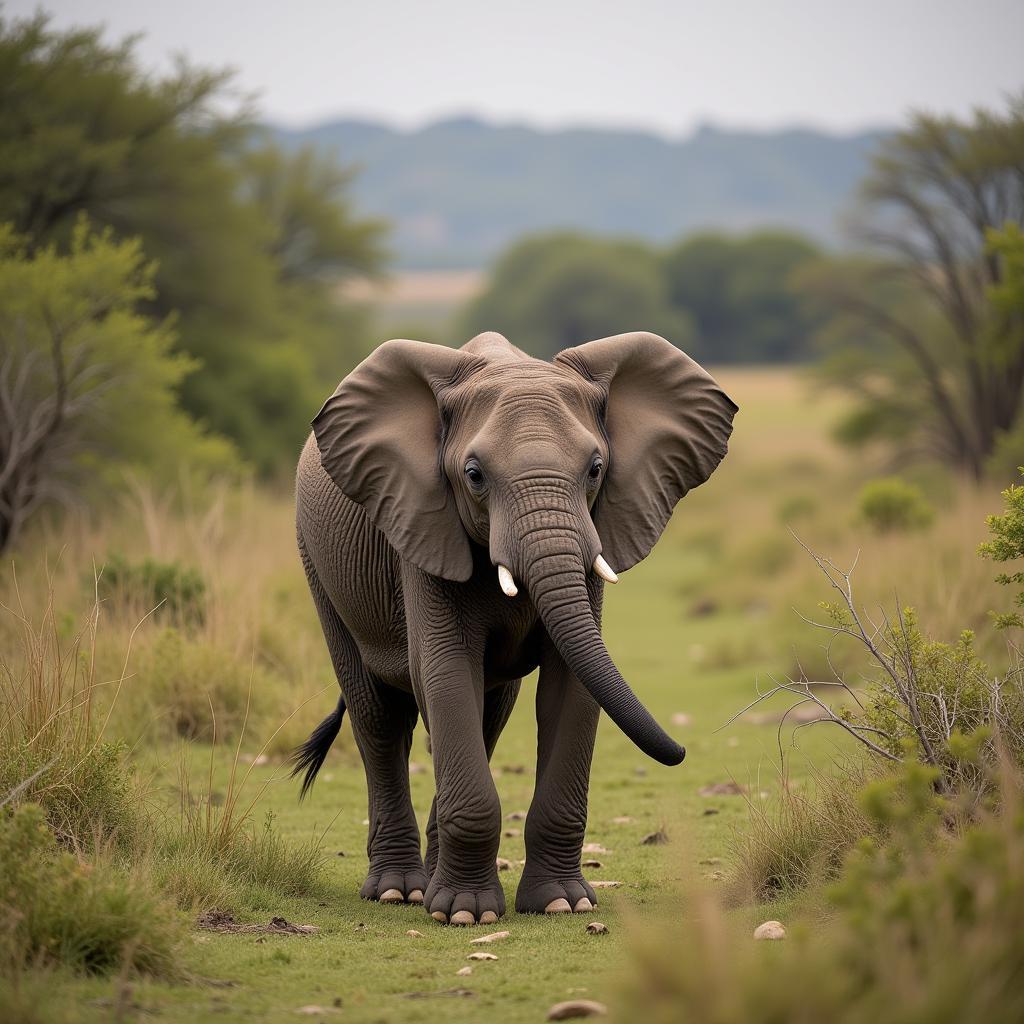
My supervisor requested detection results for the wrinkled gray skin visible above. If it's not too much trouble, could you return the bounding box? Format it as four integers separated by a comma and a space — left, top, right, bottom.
293, 331, 736, 925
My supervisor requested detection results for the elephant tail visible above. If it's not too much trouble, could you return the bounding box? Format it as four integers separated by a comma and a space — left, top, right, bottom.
289, 694, 346, 800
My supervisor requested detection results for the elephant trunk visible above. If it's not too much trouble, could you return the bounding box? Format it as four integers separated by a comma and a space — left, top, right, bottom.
513, 505, 685, 767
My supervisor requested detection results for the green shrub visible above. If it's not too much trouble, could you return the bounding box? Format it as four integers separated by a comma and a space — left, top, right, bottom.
624, 764, 1024, 1024
96, 554, 207, 625
979, 468, 1024, 629
0, 805, 184, 978
132, 628, 267, 742
857, 477, 934, 533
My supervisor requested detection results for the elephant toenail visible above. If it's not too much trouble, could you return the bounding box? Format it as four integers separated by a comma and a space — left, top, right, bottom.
379, 888, 404, 903
408, 889, 424, 904
479, 911, 499, 924
544, 898, 572, 913
431, 911, 449, 924
450, 910, 477, 926
573, 897, 594, 912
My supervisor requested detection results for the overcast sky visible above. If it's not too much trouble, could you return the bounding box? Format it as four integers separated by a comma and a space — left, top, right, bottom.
12, 0, 1024, 135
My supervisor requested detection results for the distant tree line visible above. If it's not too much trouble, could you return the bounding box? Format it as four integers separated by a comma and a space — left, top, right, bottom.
0, 14, 384, 550
462, 96, 1024, 479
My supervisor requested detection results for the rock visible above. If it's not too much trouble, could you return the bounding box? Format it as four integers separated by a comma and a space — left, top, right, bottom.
671, 712, 692, 726
503, 827, 522, 838
589, 880, 622, 889
406, 929, 424, 938
467, 951, 498, 961
633, 766, 647, 777
409, 761, 427, 774
610, 816, 634, 825
546, 999, 608, 1019
581, 859, 603, 868
702, 807, 720, 816
699, 781, 746, 797
501, 764, 526, 774
582, 843, 611, 854
456, 965, 473, 976
470, 931, 510, 944
699, 857, 722, 865
754, 920, 786, 941
688, 598, 718, 618
496, 857, 513, 871
296, 1007, 338, 1016
641, 830, 669, 846
506, 810, 527, 821
585, 921, 609, 935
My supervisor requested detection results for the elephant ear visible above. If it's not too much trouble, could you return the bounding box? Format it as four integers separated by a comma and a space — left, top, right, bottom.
555, 332, 738, 572
313, 339, 484, 582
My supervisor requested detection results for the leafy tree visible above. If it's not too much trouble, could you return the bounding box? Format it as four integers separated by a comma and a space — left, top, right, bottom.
459, 233, 691, 359
0, 222, 232, 552
662, 230, 822, 362
806, 98, 1024, 477
0, 14, 384, 472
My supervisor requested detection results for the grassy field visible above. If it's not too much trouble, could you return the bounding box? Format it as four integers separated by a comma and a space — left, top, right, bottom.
0, 366, 1009, 1023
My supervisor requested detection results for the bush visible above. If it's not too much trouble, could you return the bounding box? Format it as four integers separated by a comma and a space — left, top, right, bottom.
0, 805, 184, 978
623, 763, 1024, 1024
0, 591, 141, 848
131, 628, 269, 742
857, 477, 934, 533
979, 468, 1024, 629
96, 554, 207, 625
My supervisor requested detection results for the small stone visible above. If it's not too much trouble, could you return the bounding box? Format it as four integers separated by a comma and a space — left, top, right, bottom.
754, 920, 786, 941
546, 999, 608, 1020
409, 761, 427, 774
470, 930, 510, 944
581, 859, 603, 869
456, 966, 473, 977
296, 1007, 338, 1016
585, 921, 609, 935
582, 843, 611, 854
501, 764, 526, 774
589, 880, 622, 889
671, 712, 692, 726
496, 857, 513, 871
406, 929, 424, 938
610, 816, 634, 825
699, 857, 722, 866
503, 827, 522, 838
702, 807, 720, 816
633, 767, 647, 777
506, 810, 527, 821
467, 951, 498, 961
641, 830, 669, 846
361, 818, 370, 825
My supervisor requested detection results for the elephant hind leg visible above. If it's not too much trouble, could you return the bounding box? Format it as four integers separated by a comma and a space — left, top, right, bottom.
299, 537, 426, 904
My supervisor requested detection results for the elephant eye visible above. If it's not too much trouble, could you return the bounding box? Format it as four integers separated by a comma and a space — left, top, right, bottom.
588, 457, 603, 481
464, 460, 485, 489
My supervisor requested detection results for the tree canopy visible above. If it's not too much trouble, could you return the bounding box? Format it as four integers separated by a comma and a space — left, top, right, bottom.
0, 13, 385, 473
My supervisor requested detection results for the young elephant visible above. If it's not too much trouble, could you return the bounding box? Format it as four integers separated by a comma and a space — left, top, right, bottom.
292, 331, 736, 925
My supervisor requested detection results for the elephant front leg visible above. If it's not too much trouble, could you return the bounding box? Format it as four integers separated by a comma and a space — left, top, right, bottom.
420, 658, 505, 926
516, 639, 600, 914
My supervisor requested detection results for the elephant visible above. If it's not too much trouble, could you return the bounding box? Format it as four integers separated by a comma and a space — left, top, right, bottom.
291, 330, 737, 926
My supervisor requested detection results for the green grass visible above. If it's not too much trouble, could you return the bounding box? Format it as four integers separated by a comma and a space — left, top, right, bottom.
0, 366, 1009, 1021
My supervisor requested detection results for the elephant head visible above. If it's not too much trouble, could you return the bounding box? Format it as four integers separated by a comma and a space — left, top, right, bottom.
312, 331, 737, 765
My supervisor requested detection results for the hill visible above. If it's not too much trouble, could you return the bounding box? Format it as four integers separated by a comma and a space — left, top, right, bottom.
274, 116, 888, 267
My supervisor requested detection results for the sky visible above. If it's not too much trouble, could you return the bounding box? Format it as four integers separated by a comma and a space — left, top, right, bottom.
10, 0, 1024, 136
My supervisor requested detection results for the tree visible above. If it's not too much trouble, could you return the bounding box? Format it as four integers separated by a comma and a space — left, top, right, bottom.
663, 231, 822, 363
0, 14, 385, 472
459, 233, 691, 359
807, 98, 1024, 477
0, 222, 232, 552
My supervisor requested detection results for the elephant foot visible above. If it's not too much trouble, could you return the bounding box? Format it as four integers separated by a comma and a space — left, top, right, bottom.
515, 872, 597, 915
360, 865, 429, 904
424, 872, 505, 926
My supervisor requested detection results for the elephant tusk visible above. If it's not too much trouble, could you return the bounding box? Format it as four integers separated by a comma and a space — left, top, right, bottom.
497, 564, 518, 598
593, 554, 619, 584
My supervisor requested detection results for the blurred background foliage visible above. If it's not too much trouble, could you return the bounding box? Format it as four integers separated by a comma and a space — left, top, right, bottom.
0, 9, 1022, 549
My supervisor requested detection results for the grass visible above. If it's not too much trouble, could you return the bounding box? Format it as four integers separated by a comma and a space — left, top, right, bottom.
0, 366, 1013, 1021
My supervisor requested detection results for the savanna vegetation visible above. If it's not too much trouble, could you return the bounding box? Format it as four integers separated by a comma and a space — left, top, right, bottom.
1, 8, 1023, 1024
